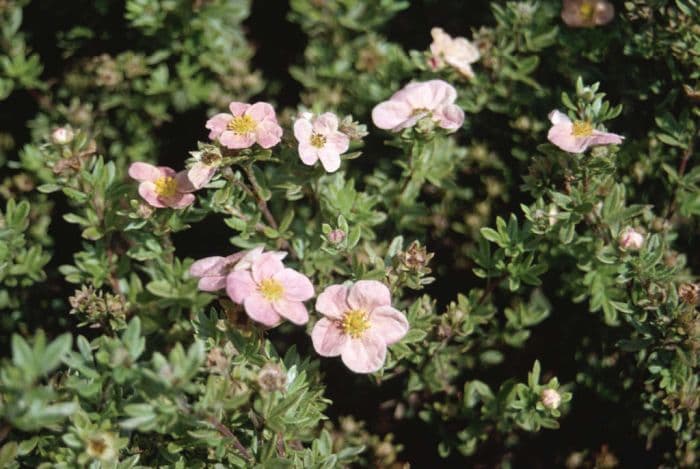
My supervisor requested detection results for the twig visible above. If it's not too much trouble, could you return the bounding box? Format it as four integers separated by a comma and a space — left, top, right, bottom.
477, 274, 507, 305
206, 415, 253, 462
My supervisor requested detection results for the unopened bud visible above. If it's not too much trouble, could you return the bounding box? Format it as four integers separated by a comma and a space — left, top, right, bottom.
618, 227, 644, 251
257, 363, 287, 392
328, 229, 346, 244
541, 388, 561, 409
51, 127, 74, 144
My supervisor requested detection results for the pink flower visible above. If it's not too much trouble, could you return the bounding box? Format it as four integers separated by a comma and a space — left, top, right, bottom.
205, 102, 283, 150
311, 280, 409, 374
189, 247, 287, 292
561, 0, 615, 28
128, 162, 195, 209
619, 227, 644, 251
372, 80, 464, 133
293, 112, 350, 173
547, 110, 623, 153
429, 27, 480, 79
226, 254, 314, 327
51, 126, 74, 144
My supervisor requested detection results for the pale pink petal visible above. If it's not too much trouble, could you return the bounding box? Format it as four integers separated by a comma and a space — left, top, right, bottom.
158, 166, 177, 178
328, 131, 350, 154
424, 80, 457, 108
168, 193, 195, 209
434, 104, 464, 131
274, 268, 314, 301
548, 110, 572, 126
226, 270, 257, 304
129, 162, 161, 182
219, 130, 256, 149
187, 163, 216, 189
189, 256, 226, 277
228, 102, 250, 116
298, 144, 319, 166
402, 82, 435, 110
590, 130, 624, 146
251, 254, 284, 283
371, 100, 412, 130
347, 280, 391, 311
205, 113, 232, 139
247, 102, 276, 122
175, 170, 196, 193
293, 118, 313, 142
198, 276, 227, 292
316, 285, 350, 319
255, 120, 283, 149
340, 331, 387, 373
595, 2, 615, 25
272, 299, 309, 325
548, 123, 589, 153
233, 247, 266, 272
313, 112, 339, 134
311, 318, 347, 356
370, 306, 409, 345
318, 147, 341, 173
138, 182, 166, 208
243, 294, 282, 327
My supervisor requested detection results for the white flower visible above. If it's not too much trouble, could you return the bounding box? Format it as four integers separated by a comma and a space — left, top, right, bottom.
429, 27, 480, 79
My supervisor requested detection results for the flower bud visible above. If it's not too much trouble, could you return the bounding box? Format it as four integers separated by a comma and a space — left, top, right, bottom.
541, 388, 562, 409
51, 126, 74, 144
85, 432, 118, 461
618, 227, 644, 251
257, 363, 287, 392
328, 229, 346, 244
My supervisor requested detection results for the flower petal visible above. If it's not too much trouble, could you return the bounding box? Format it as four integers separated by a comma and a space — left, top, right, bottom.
187, 163, 216, 189
318, 147, 341, 173
548, 110, 571, 126
590, 130, 624, 146
256, 120, 283, 149
251, 253, 285, 283
298, 143, 319, 166
313, 112, 339, 134
434, 104, 464, 131
547, 123, 589, 153
228, 102, 250, 116
167, 193, 195, 209
243, 294, 282, 327
340, 331, 387, 373
293, 117, 313, 142
129, 162, 161, 182
274, 268, 314, 301
205, 113, 232, 139
371, 100, 412, 130
247, 102, 276, 122
138, 182, 166, 208
316, 284, 350, 319
311, 318, 347, 357
273, 299, 309, 325
347, 280, 391, 311
226, 270, 257, 304
370, 306, 409, 345
198, 276, 227, 292
189, 256, 226, 277
219, 130, 256, 149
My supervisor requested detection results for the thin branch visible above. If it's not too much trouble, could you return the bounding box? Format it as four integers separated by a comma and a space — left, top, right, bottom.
206, 415, 253, 462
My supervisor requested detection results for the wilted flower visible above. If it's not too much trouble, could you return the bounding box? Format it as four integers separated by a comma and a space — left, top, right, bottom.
547, 110, 623, 153
257, 363, 287, 392
311, 281, 409, 373
372, 80, 464, 133
541, 388, 562, 409
679, 283, 699, 305
561, 0, 615, 28
428, 27, 480, 79
85, 432, 118, 461
128, 162, 196, 208
619, 227, 644, 251
51, 126, 74, 144
189, 247, 287, 292
187, 145, 223, 189
206, 101, 283, 150
226, 254, 314, 327
293, 112, 350, 173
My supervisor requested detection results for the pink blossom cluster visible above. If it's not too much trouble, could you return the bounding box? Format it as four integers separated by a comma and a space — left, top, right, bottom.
190, 247, 409, 374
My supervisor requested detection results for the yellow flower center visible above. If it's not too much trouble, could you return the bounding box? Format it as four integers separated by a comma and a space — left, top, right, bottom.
410, 107, 430, 117
154, 176, 178, 197
571, 120, 593, 137
259, 278, 284, 301
341, 309, 370, 339
227, 114, 257, 135
579, 2, 595, 21
310, 132, 327, 148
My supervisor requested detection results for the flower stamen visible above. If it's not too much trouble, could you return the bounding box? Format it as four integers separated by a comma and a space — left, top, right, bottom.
259, 278, 284, 301
154, 176, 178, 197
341, 309, 370, 339
227, 114, 257, 135
571, 120, 593, 137
310, 132, 326, 148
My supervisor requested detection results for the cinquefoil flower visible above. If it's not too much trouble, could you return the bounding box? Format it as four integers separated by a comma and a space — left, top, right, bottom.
190, 247, 287, 292
294, 112, 350, 173
547, 110, 623, 153
428, 27, 480, 79
206, 101, 283, 150
561, 0, 615, 28
128, 162, 195, 209
311, 281, 409, 374
372, 80, 464, 133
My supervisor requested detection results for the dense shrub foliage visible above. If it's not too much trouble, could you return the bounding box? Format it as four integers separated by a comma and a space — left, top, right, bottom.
1, 0, 699, 467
